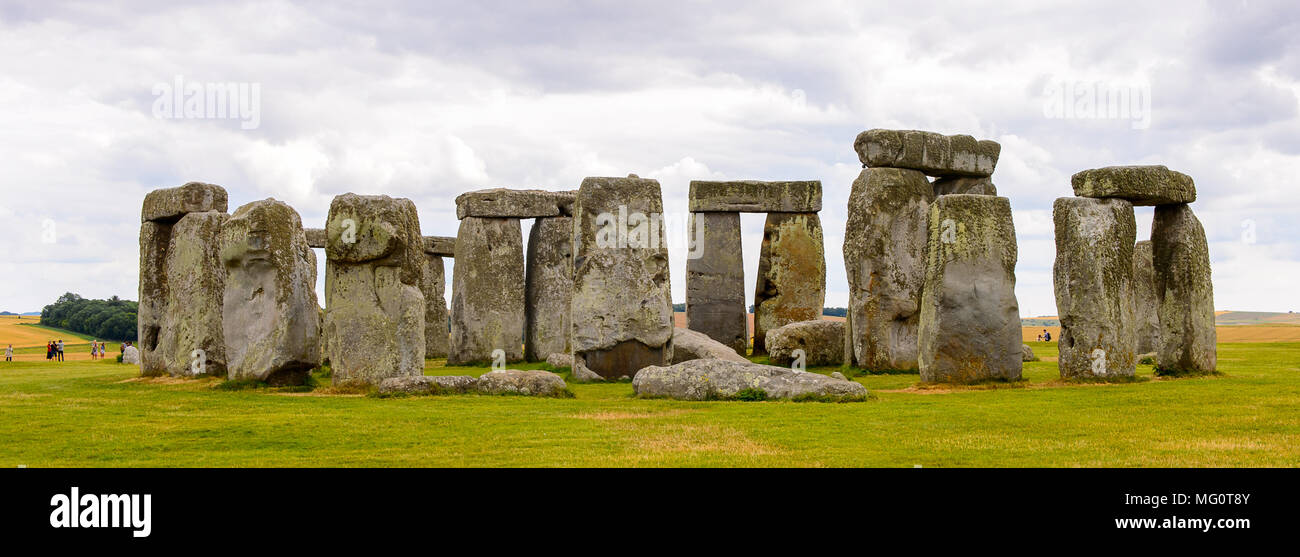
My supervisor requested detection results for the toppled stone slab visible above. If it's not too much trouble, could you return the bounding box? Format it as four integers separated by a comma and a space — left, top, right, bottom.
423, 236, 456, 257
688, 180, 822, 213
1021, 344, 1038, 362
671, 327, 750, 364
220, 199, 321, 385
422, 254, 450, 359
546, 352, 573, 369
766, 320, 844, 367
1053, 197, 1137, 379
122, 345, 141, 365
1152, 204, 1217, 374
455, 188, 575, 219
933, 176, 997, 196
570, 176, 674, 380
475, 369, 569, 397
140, 210, 229, 377
843, 167, 933, 371
752, 212, 826, 354
304, 228, 326, 249
1071, 165, 1196, 206
141, 182, 229, 222
632, 359, 867, 401
525, 216, 573, 362
919, 195, 1022, 383
1132, 240, 1161, 354
378, 375, 478, 395
854, 129, 1000, 177
685, 212, 747, 354
449, 217, 525, 365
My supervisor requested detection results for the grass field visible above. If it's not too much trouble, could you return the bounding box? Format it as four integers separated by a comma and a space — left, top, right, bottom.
0, 340, 1296, 467
0, 315, 122, 362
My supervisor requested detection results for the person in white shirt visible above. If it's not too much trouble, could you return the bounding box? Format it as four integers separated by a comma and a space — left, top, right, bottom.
4, 344, 11, 362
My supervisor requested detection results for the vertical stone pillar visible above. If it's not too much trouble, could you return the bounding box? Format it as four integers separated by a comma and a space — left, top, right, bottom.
918, 194, 1021, 383
525, 216, 574, 361
1152, 204, 1216, 374
842, 167, 933, 371
448, 217, 525, 365
324, 194, 425, 385
220, 199, 321, 385
1052, 197, 1137, 379
570, 175, 674, 380
422, 254, 450, 359
1131, 240, 1161, 355
752, 212, 825, 354
684, 212, 747, 355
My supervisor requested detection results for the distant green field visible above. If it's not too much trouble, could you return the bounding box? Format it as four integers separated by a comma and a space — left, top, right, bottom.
0, 341, 1296, 467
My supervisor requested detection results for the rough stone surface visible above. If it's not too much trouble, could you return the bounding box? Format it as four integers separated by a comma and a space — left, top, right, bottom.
422, 255, 450, 359
455, 188, 574, 219
1071, 165, 1196, 206
766, 320, 844, 366
933, 176, 997, 196
570, 176, 674, 380
122, 345, 140, 365
1021, 344, 1038, 362
378, 375, 477, 395
671, 327, 750, 364
685, 212, 747, 355
449, 217, 525, 365
854, 129, 1000, 177
474, 369, 569, 397
304, 228, 326, 249
919, 195, 1022, 383
1053, 197, 1137, 379
830, 371, 848, 381
842, 167, 932, 371
323, 194, 425, 385
525, 216, 573, 362
1152, 204, 1217, 374
752, 213, 825, 354
423, 236, 456, 257
632, 359, 867, 401
141, 182, 228, 222
688, 180, 822, 213
1132, 240, 1161, 355
546, 353, 573, 369
220, 199, 321, 385
139, 211, 228, 377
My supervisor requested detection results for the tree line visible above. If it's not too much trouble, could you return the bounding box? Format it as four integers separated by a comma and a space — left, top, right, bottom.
40, 292, 138, 341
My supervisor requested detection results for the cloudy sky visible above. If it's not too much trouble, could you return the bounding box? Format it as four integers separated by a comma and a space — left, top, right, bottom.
1, 0, 1297, 316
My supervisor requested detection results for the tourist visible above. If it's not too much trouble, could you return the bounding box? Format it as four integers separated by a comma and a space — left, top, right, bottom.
1044, 331, 1052, 342
1036, 333, 1043, 342
46, 341, 53, 361
4, 344, 12, 362
57, 339, 64, 362
91, 341, 98, 360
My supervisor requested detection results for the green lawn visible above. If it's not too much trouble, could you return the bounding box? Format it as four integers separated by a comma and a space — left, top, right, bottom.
0, 341, 1296, 467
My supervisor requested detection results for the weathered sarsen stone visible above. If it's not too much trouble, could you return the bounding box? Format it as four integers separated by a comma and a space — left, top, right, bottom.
919, 195, 1022, 383
455, 188, 574, 219
685, 212, 747, 354
142, 211, 229, 377
423, 236, 456, 257
1131, 240, 1161, 355
141, 182, 228, 222
304, 228, 326, 249
766, 319, 844, 367
688, 180, 822, 213
525, 216, 573, 362
752, 213, 825, 354
220, 199, 321, 385
933, 176, 996, 196
449, 217, 525, 365
422, 254, 450, 359
570, 175, 674, 380
671, 327, 749, 364
1071, 165, 1196, 206
842, 167, 932, 371
633, 359, 866, 402
1152, 204, 1216, 374
324, 194, 425, 385
1053, 197, 1137, 379
854, 129, 1000, 177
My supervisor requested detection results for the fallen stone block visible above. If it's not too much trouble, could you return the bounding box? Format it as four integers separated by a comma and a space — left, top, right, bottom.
671, 327, 750, 364
474, 369, 570, 397
632, 359, 867, 401
765, 320, 844, 367
378, 375, 478, 395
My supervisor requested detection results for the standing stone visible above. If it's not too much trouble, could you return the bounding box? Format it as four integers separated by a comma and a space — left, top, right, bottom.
422, 254, 450, 359
1052, 197, 1137, 379
918, 195, 1021, 383
137, 220, 171, 375
145, 211, 229, 377
842, 167, 933, 370
1132, 240, 1161, 354
324, 194, 425, 385
570, 175, 674, 380
449, 217, 525, 365
685, 212, 747, 355
220, 199, 321, 385
525, 216, 573, 362
752, 212, 826, 354
1152, 204, 1217, 374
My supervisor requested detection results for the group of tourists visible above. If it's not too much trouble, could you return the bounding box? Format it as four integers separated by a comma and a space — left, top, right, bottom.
1036, 329, 1054, 342
46, 340, 65, 361
88, 340, 109, 360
